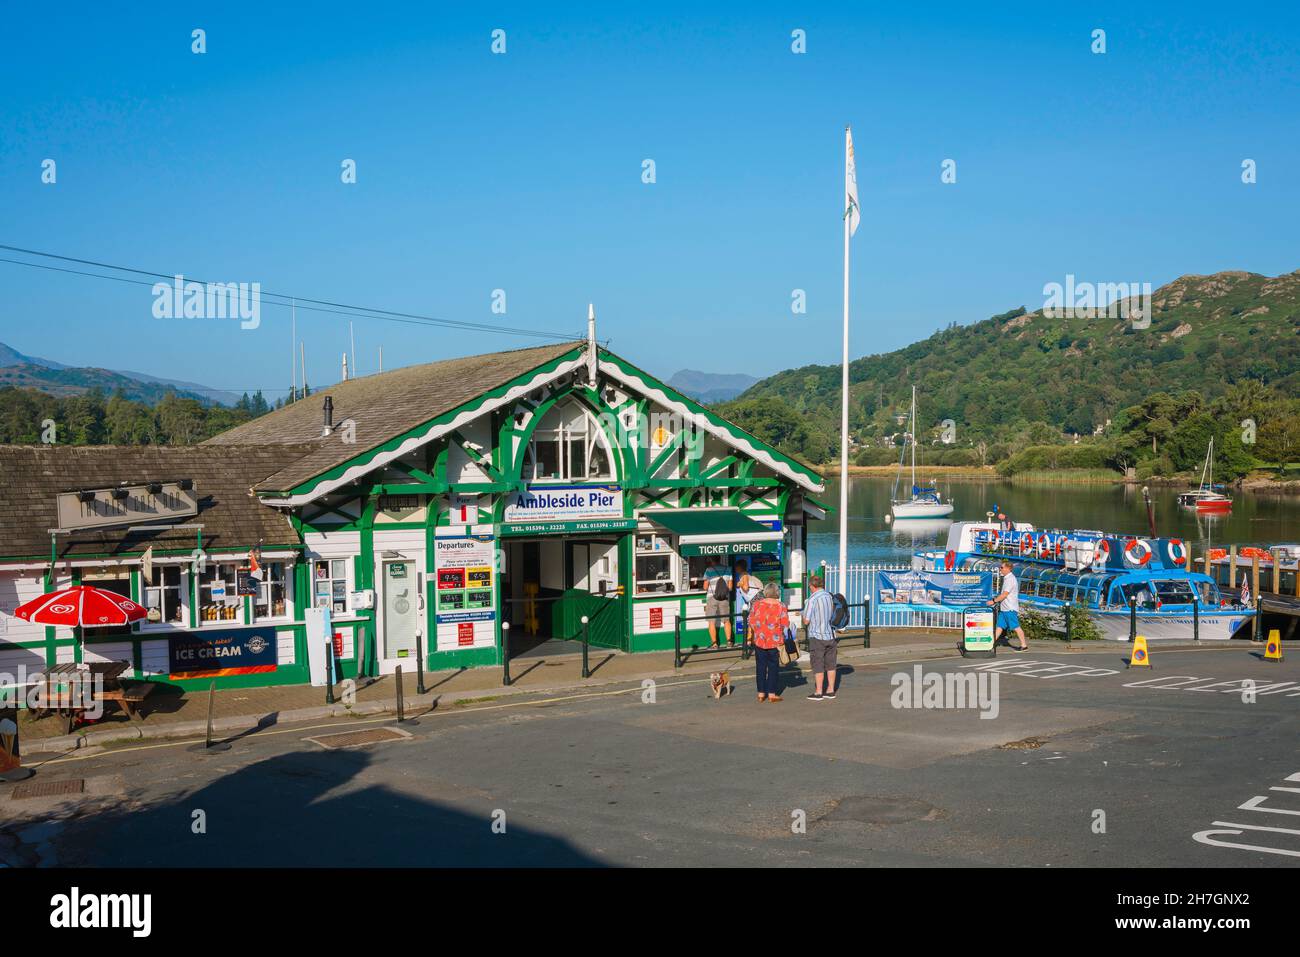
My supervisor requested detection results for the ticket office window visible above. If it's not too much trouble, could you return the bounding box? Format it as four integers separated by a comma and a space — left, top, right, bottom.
635, 531, 676, 595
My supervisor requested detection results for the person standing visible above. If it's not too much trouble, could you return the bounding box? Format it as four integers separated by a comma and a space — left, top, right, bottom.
802, 574, 838, 700
747, 581, 789, 702
989, 559, 1027, 651
733, 559, 762, 639
702, 556, 733, 648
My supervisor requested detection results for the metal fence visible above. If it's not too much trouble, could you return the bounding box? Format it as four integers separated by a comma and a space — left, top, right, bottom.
820, 561, 964, 630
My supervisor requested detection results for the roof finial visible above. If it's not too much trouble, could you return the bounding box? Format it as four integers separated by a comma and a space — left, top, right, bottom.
586, 303, 598, 386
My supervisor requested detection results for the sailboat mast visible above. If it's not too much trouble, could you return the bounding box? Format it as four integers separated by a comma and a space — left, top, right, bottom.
911, 385, 917, 489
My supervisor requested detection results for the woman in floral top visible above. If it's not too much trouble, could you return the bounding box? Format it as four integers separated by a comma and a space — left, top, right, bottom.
747, 581, 789, 703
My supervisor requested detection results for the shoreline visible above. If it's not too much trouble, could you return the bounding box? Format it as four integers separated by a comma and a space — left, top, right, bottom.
818, 464, 1300, 494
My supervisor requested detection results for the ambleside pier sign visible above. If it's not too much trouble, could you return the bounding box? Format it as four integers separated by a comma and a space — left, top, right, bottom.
501, 485, 632, 535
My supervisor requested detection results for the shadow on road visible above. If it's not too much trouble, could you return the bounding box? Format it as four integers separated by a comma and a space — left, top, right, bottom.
46, 746, 604, 868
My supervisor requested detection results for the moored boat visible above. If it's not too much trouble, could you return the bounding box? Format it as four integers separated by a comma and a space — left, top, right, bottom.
914, 521, 1254, 641
1177, 438, 1233, 512
890, 385, 954, 520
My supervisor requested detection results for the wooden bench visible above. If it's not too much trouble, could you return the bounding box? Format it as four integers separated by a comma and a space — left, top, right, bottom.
101, 681, 156, 721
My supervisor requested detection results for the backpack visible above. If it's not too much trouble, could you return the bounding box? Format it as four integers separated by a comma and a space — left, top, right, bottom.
711, 575, 729, 601
830, 592, 851, 630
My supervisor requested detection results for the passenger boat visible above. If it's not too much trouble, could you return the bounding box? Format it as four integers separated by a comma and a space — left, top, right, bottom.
914, 521, 1254, 641
1177, 438, 1233, 512
890, 386, 954, 520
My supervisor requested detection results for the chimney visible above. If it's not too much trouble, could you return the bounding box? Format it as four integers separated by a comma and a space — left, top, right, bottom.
322, 396, 334, 436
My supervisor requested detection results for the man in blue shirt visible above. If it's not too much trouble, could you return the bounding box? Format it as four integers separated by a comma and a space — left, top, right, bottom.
801, 574, 837, 700
988, 559, 1027, 652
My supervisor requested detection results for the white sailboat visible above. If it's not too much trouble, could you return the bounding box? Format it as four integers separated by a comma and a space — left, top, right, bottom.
891, 386, 955, 520
1176, 437, 1233, 512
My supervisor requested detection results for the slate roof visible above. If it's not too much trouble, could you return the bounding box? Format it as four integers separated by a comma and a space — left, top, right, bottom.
203, 341, 581, 493
0, 445, 316, 561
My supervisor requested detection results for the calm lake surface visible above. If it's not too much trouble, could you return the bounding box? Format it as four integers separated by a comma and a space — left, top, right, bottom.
806, 476, 1300, 568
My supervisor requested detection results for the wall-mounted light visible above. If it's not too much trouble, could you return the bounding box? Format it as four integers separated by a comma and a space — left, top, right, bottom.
110, 487, 129, 501
178, 479, 193, 491
514, 411, 526, 426
76, 490, 95, 503
146, 482, 163, 495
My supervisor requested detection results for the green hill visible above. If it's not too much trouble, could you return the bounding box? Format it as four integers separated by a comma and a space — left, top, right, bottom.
719, 270, 1300, 477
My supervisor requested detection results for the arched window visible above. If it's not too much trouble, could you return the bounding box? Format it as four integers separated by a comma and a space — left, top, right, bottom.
525, 400, 614, 482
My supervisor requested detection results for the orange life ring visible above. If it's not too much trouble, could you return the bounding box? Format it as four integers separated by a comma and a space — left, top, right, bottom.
1124, 538, 1153, 567
945, 550, 955, 570
1055, 537, 1065, 559
1092, 539, 1111, 569
1020, 534, 1035, 556
1038, 533, 1054, 558
1166, 539, 1187, 566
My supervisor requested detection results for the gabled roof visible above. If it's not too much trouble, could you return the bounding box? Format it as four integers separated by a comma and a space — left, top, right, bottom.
200, 339, 823, 502
0, 445, 314, 561
204, 341, 582, 493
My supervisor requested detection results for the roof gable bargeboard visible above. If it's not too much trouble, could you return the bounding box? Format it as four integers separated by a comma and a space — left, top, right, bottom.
255, 345, 824, 506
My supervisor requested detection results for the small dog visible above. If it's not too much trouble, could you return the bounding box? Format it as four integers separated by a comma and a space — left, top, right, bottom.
709, 671, 732, 699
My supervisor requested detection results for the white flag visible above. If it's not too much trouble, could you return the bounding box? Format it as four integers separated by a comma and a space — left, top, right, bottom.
844, 126, 860, 236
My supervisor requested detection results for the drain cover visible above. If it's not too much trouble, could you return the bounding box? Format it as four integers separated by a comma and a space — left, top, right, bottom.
306, 727, 411, 750
10, 778, 84, 800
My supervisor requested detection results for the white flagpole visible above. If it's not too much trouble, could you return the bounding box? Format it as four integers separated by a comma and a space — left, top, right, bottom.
838, 128, 852, 584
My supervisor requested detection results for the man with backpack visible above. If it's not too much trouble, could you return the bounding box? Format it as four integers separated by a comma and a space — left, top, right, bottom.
703, 556, 733, 648
802, 574, 840, 700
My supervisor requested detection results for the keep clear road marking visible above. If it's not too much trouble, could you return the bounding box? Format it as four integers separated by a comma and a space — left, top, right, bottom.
961, 658, 1300, 700
1194, 771, 1300, 859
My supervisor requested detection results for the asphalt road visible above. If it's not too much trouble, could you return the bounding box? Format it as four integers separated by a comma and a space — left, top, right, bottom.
5, 645, 1300, 867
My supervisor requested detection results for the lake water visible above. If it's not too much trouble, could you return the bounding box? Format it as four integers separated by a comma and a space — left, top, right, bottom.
806, 476, 1300, 568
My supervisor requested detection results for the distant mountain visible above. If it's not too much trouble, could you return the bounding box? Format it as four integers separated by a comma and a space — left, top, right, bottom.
0, 341, 240, 406
667, 369, 760, 404
728, 269, 1300, 457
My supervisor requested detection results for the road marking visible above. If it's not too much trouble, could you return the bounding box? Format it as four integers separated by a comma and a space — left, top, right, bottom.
1193, 769, 1300, 858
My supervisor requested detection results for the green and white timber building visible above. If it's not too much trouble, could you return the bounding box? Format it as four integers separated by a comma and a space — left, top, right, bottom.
0, 321, 827, 690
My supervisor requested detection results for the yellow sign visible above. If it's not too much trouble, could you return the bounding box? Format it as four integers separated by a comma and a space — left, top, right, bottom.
1128, 635, 1151, 669
1264, 629, 1284, 663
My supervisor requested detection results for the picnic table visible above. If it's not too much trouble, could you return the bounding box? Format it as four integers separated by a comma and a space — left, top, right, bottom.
30, 661, 156, 734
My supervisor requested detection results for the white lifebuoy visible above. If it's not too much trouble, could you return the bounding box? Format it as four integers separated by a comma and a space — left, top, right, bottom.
1020, 533, 1035, 556
1092, 539, 1111, 570
1124, 538, 1153, 567
1167, 539, 1187, 566
987, 529, 999, 549
1038, 533, 1054, 558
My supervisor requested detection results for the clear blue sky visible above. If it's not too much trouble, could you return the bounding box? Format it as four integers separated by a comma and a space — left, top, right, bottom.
2, 2, 1297, 399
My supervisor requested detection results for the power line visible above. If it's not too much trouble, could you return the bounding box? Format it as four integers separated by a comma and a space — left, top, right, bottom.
0, 243, 583, 342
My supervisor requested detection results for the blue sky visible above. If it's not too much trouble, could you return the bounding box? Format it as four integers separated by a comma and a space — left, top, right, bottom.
2, 2, 1297, 399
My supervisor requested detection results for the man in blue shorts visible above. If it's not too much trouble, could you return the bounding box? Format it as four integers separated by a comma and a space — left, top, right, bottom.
989, 559, 1027, 652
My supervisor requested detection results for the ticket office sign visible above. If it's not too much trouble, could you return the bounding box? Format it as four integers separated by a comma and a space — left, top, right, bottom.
434, 532, 497, 651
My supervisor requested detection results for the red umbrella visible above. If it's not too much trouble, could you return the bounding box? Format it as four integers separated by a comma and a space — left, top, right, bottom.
12, 585, 147, 628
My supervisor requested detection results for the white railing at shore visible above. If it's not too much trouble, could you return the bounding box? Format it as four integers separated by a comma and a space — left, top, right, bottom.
819, 561, 964, 630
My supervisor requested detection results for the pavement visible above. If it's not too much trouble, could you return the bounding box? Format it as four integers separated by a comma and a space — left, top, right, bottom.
3, 635, 1297, 868
17, 630, 959, 753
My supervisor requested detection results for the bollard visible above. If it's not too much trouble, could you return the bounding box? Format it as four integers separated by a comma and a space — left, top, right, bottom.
415, 630, 427, 695
502, 621, 512, 686
1193, 599, 1200, 642
673, 619, 681, 669
1065, 604, 1073, 645
395, 664, 418, 725
581, 615, 590, 679
863, 600, 871, 648
741, 609, 751, 661
188, 678, 231, 753
1129, 599, 1137, 642
325, 636, 336, 705
1254, 595, 1262, 642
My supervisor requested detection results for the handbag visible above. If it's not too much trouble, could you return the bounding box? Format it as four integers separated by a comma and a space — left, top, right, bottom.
778, 627, 798, 666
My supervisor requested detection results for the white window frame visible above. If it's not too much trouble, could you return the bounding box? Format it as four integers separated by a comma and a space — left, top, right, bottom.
634, 531, 678, 596
196, 561, 245, 626
251, 561, 293, 623
525, 401, 615, 483
141, 564, 186, 628
311, 557, 353, 617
